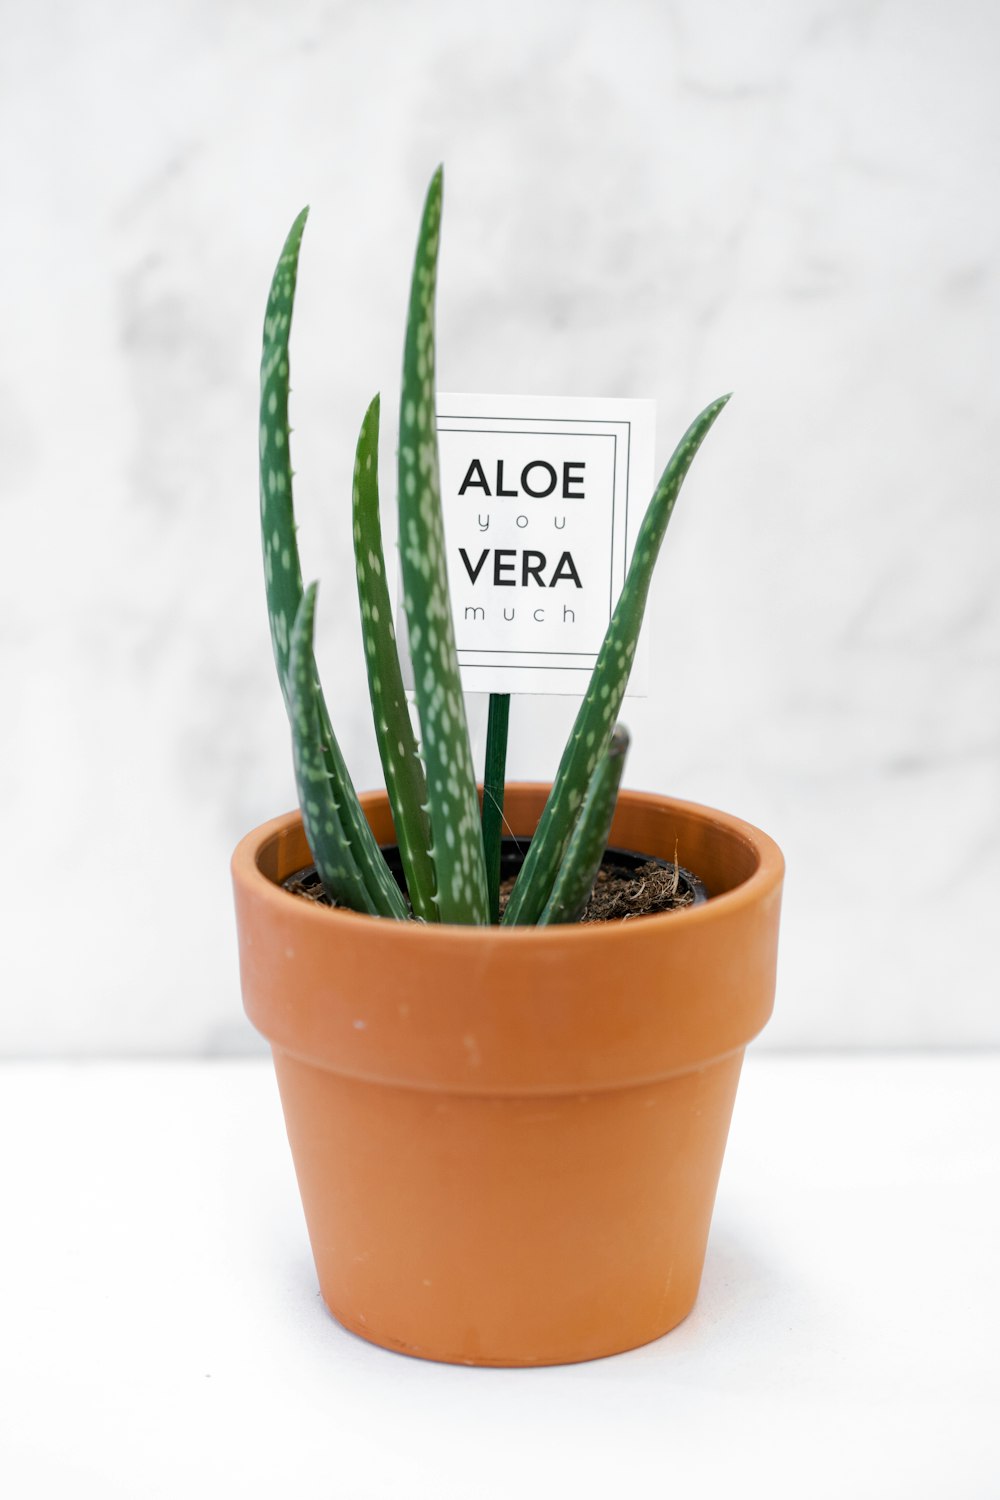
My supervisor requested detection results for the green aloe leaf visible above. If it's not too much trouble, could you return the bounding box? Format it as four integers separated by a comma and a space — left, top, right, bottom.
397, 167, 489, 925
503, 394, 730, 926
259, 206, 308, 699
353, 393, 436, 921
537, 724, 630, 926
259, 210, 408, 920
287, 584, 379, 915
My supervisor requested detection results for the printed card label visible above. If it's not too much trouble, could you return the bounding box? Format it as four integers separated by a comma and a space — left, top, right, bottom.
411, 393, 655, 697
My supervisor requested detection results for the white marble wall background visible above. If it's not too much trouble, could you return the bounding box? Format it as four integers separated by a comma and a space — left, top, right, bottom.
1, 0, 997, 1054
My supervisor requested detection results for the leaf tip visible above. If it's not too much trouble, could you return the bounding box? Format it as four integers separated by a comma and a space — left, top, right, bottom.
609, 723, 630, 757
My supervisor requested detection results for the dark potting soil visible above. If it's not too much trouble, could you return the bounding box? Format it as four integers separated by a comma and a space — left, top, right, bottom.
283, 849, 703, 923
523, 859, 694, 923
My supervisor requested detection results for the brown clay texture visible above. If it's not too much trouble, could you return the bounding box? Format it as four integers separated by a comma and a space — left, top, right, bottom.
232, 785, 784, 1366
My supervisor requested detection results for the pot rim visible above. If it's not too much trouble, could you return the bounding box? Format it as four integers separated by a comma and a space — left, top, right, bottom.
232, 782, 783, 942
233, 784, 784, 1090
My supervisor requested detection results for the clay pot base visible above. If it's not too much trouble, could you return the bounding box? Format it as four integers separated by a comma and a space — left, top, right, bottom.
269, 1043, 741, 1368
322, 1298, 698, 1367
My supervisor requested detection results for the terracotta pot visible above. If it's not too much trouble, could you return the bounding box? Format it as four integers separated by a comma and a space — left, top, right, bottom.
232, 784, 783, 1367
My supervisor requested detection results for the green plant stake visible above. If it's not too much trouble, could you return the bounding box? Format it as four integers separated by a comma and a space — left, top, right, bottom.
482, 692, 511, 923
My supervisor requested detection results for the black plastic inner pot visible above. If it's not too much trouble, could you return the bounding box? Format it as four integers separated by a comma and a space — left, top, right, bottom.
286, 839, 708, 910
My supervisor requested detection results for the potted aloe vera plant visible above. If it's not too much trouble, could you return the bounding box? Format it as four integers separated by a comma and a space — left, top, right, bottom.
232, 167, 784, 1367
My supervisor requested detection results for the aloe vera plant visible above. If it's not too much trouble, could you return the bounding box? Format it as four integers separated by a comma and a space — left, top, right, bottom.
258, 167, 728, 926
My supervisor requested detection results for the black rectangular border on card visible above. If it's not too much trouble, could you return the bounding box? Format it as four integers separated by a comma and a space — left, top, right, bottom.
436, 415, 632, 672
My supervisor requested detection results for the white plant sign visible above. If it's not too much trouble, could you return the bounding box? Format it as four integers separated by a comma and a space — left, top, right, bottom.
403, 393, 655, 697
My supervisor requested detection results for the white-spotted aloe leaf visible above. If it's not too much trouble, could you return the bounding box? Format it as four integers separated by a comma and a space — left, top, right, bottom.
259, 209, 408, 920
503, 394, 731, 926
287, 585, 380, 914
537, 724, 630, 926
353, 393, 436, 921
397, 167, 489, 925
259, 206, 308, 697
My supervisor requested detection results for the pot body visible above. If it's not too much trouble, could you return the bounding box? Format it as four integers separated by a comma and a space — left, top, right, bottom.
232, 785, 783, 1366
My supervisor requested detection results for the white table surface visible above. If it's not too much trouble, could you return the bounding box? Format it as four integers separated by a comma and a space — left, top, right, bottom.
2, 1056, 997, 1499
